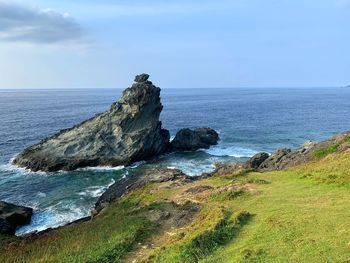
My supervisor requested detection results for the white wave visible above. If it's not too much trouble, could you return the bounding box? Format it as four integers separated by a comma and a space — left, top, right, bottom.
0, 161, 48, 176
77, 165, 125, 171
164, 161, 215, 177
108, 179, 116, 186
37, 192, 47, 198
78, 186, 106, 198
128, 161, 146, 169
205, 145, 258, 158
0, 155, 61, 176
16, 203, 90, 236
180, 164, 215, 176
78, 178, 116, 198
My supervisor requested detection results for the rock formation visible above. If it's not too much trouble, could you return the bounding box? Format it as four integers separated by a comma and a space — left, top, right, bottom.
244, 131, 350, 171
95, 168, 192, 213
245, 152, 269, 169
171, 128, 219, 151
0, 201, 33, 235
13, 74, 171, 172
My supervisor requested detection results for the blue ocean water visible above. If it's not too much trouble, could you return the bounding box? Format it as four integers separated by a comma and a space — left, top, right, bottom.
1, 87, 350, 235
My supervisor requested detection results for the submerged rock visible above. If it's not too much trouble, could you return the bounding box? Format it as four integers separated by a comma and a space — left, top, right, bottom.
171, 128, 219, 151
13, 74, 170, 172
0, 201, 33, 235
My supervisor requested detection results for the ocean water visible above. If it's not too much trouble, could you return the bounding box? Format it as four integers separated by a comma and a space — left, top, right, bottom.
1, 87, 350, 235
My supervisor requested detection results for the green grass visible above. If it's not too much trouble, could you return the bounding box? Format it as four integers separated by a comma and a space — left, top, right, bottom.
313, 136, 350, 159
149, 209, 251, 263
150, 150, 350, 262
182, 211, 251, 261
313, 144, 339, 159
296, 149, 350, 185
240, 178, 270, 185
210, 189, 246, 201
2, 149, 350, 262
0, 201, 155, 263
200, 166, 350, 262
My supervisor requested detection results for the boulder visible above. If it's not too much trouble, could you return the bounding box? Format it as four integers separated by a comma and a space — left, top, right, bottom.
13, 75, 170, 172
258, 148, 292, 171
171, 128, 219, 151
0, 201, 33, 235
245, 152, 269, 169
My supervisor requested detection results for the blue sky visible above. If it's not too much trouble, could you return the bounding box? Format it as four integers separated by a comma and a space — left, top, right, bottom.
0, 0, 349, 89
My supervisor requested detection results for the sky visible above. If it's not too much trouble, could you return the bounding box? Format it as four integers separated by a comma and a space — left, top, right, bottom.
0, 0, 349, 89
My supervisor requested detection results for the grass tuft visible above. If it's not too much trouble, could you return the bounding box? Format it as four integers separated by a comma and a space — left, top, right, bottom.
181, 211, 251, 262
151, 210, 252, 263
211, 189, 246, 201
313, 136, 350, 159
240, 178, 270, 185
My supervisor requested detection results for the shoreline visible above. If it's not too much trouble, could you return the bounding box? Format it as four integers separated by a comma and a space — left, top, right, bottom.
2, 130, 350, 262
4, 129, 350, 238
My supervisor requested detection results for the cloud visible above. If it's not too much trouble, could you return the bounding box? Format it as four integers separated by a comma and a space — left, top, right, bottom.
0, 1, 84, 44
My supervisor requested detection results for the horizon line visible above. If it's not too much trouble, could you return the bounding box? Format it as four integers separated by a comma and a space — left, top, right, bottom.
0, 86, 347, 90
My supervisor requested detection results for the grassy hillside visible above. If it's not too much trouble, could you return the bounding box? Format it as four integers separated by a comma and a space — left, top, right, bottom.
1, 149, 350, 262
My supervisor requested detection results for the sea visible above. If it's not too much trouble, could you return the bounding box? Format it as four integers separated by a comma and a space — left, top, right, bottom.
1, 87, 350, 235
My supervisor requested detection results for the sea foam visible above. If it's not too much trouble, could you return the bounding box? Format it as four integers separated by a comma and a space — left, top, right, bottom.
205, 145, 258, 158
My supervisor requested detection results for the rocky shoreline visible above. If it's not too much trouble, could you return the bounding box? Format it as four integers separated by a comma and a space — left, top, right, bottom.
2, 129, 350, 236
94, 129, 350, 217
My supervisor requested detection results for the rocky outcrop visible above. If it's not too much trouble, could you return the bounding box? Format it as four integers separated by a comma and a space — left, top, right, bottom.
257, 148, 292, 171
0, 201, 33, 235
244, 131, 350, 172
94, 168, 192, 213
245, 152, 269, 169
13, 74, 170, 172
171, 128, 219, 151
212, 131, 350, 175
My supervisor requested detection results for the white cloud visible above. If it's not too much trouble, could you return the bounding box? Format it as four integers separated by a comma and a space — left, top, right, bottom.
0, 1, 84, 44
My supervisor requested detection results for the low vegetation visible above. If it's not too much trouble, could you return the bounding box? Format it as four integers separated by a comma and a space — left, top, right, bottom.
313, 136, 350, 159
1, 148, 350, 262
